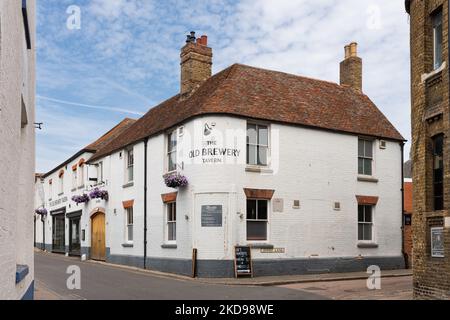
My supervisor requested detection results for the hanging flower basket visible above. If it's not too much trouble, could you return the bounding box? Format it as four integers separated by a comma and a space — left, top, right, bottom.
35, 208, 48, 215
164, 173, 189, 188
72, 194, 90, 205
89, 188, 109, 201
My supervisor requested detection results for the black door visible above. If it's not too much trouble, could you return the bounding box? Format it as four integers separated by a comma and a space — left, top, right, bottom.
52, 214, 65, 253
69, 217, 81, 256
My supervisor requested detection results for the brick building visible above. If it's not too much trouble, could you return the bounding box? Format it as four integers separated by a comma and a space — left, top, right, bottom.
404, 178, 413, 268
406, 0, 450, 299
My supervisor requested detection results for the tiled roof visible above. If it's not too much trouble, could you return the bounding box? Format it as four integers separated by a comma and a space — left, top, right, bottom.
90, 63, 404, 162
42, 118, 136, 178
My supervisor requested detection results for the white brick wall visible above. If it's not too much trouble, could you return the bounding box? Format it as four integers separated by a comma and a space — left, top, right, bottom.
0, 0, 36, 300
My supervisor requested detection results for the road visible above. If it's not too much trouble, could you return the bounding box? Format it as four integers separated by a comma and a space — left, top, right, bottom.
34, 251, 325, 300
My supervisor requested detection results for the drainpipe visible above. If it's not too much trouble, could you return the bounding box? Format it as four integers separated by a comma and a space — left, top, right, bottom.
144, 137, 149, 269
400, 142, 407, 268
42, 215, 45, 251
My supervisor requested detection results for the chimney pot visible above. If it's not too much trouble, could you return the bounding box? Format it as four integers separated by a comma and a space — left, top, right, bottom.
350, 42, 358, 57
344, 45, 351, 59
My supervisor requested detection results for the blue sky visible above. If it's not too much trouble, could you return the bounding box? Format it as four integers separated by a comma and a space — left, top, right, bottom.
36, 0, 411, 173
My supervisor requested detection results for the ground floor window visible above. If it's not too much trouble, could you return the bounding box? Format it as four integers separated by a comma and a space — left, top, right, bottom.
247, 199, 268, 241
126, 207, 133, 242
358, 205, 373, 241
167, 202, 176, 242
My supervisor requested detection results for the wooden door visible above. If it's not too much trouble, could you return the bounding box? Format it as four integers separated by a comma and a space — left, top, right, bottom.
91, 213, 106, 261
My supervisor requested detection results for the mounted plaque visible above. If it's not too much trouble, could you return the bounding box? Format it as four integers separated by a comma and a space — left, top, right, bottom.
201, 205, 222, 227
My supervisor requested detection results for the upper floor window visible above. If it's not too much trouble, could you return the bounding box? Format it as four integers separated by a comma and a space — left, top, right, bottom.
358, 139, 373, 176
433, 134, 444, 211
49, 180, 53, 200
72, 169, 77, 189
126, 149, 134, 182
167, 130, 177, 172
432, 8, 443, 70
247, 123, 269, 166
358, 205, 374, 241
246, 199, 268, 241
97, 162, 104, 183
59, 175, 64, 195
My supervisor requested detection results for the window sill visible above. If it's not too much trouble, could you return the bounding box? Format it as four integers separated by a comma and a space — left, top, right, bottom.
122, 182, 134, 189
357, 176, 379, 183
122, 243, 134, 248
357, 243, 379, 249
71, 188, 77, 192
245, 166, 273, 174
16, 264, 29, 284
421, 61, 446, 83
161, 244, 177, 249
247, 243, 274, 249
58, 193, 64, 197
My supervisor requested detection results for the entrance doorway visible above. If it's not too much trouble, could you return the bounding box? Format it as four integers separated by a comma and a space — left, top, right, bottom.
52, 214, 65, 253
68, 213, 81, 256
91, 211, 106, 261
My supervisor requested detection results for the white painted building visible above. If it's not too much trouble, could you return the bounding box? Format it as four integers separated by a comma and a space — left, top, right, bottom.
0, 0, 36, 299
36, 34, 406, 278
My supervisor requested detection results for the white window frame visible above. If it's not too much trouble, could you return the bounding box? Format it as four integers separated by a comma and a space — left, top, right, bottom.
78, 165, 84, 187
125, 207, 134, 243
49, 182, 53, 200
59, 175, 64, 195
358, 205, 375, 243
166, 202, 176, 243
167, 130, 177, 173
358, 138, 374, 177
126, 148, 134, 183
98, 161, 103, 184
72, 169, 77, 189
246, 199, 269, 242
246, 123, 270, 167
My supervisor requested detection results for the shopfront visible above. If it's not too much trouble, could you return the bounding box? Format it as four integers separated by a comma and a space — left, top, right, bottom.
67, 210, 82, 256
51, 207, 66, 254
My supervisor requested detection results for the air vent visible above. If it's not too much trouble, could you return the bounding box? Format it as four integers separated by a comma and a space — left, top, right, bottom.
293, 200, 300, 209
379, 140, 387, 149
334, 202, 341, 211
179, 126, 185, 136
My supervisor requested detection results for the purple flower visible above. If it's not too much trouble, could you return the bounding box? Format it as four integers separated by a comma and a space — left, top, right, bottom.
164, 173, 189, 188
89, 188, 109, 201
35, 208, 47, 215
72, 194, 90, 204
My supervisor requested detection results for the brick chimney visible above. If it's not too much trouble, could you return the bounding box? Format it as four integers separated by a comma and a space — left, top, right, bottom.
180, 31, 213, 97
340, 42, 362, 91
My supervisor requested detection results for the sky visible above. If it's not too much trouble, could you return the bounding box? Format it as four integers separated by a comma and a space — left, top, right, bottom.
36, 0, 412, 173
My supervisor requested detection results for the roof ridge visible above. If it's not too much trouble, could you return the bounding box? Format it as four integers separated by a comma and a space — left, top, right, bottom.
84, 118, 136, 150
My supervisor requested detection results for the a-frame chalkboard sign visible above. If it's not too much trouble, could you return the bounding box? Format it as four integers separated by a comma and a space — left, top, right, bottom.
234, 246, 253, 278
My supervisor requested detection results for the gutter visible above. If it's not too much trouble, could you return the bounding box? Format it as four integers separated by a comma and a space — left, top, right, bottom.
143, 137, 149, 269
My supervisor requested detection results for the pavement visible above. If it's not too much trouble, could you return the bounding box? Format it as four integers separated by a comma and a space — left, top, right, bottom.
34, 250, 413, 300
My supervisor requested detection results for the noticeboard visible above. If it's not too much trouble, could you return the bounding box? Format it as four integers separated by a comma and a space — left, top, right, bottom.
234, 246, 253, 278
201, 205, 222, 227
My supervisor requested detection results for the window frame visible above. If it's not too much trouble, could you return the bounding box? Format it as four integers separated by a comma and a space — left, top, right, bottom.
432, 8, 443, 70
358, 205, 375, 242
246, 122, 270, 167
432, 134, 444, 211
126, 148, 134, 183
166, 202, 177, 243
125, 207, 134, 243
358, 138, 374, 176
58, 175, 64, 195
98, 161, 104, 184
72, 169, 77, 189
246, 199, 269, 241
78, 165, 84, 187
167, 130, 178, 173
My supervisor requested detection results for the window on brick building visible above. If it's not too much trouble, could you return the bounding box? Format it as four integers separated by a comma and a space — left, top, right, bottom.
358, 139, 373, 176
247, 199, 268, 241
432, 8, 443, 70
358, 205, 373, 241
247, 123, 269, 166
433, 134, 444, 211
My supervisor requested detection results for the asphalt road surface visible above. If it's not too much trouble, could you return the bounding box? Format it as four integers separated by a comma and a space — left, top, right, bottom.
34, 251, 326, 300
